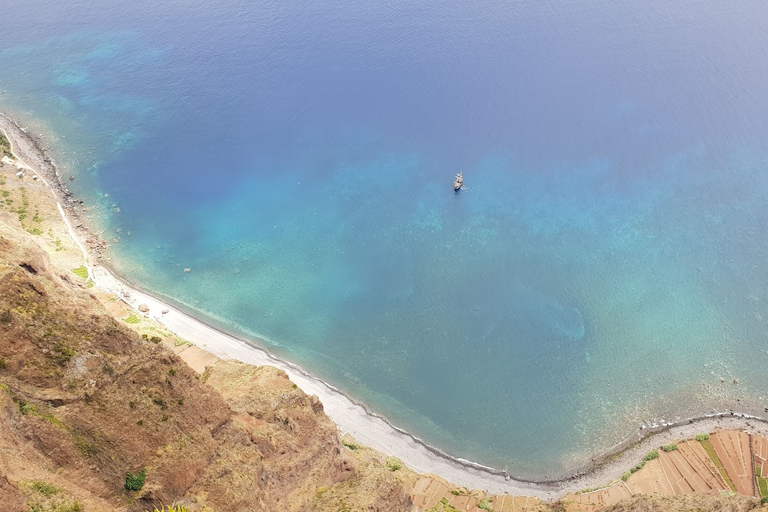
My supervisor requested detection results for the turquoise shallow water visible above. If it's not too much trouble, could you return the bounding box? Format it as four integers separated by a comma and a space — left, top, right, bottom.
2, 0, 768, 477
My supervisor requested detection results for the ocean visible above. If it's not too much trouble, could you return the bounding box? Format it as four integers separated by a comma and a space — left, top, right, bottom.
2, 0, 768, 478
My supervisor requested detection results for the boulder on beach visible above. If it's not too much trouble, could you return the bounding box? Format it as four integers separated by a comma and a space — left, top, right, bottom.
161, 309, 169, 315
138, 304, 150, 313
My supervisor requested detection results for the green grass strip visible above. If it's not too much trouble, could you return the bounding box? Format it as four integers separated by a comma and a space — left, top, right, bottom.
700, 439, 737, 492
123, 314, 140, 324
71, 266, 89, 279
757, 470, 768, 498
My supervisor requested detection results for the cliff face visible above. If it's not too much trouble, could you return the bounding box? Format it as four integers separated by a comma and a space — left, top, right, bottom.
0, 222, 413, 512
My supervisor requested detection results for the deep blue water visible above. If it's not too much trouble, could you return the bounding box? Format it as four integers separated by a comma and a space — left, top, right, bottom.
2, 0, 768, 477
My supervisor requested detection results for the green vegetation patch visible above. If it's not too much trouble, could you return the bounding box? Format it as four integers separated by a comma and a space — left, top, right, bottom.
426, 498, 461, 512
662, 442, 678, 452
52, 341, 76, 365
342, 439, 359, 450
644, 449, 659, 461
695, 433, 711, 442
125, 468, 147, 491
577, 484, 612, 494
629, 460, 646, 474
124, 314, 141, 324
23, 478, 82, 512
756, 467, 768, 498
0, 133, 12, 158
29, 481, 60, 498
385, 456, 403, 471
71, 266, 89, 279
478, 498, 493, 511
700, 438, 736, 492
29, 500, 83, 512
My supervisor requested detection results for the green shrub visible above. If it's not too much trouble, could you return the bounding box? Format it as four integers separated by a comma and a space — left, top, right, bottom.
125, 469, 147, 491
478, 498, 492, 511
124, 314, 140, 324
0, 357, 6, 369
621, 471, 631, 482
644, 450, 659, 461
52, 341, 76, 365
29, 480, 59, 497
385, 456, 403, 471
342, 439, 359, 450
695, 433, 710, 441
662, 442, 678, 452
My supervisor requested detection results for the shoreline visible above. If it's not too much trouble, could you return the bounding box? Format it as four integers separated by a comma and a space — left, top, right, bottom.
4, 110, 768, 499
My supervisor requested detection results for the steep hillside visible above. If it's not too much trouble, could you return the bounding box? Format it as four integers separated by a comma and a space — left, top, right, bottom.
0, 219, 412, 511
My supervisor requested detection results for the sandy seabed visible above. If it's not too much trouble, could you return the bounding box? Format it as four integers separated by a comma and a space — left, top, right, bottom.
3, 110, 768, 500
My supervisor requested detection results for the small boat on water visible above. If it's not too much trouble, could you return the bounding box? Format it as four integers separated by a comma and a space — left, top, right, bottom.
453, 171, 463, 190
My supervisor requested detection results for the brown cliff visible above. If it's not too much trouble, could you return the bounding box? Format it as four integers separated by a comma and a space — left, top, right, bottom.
0, 221, 412, 511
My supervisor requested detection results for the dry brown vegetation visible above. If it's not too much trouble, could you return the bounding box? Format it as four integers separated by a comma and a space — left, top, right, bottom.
600, 493, 761, 512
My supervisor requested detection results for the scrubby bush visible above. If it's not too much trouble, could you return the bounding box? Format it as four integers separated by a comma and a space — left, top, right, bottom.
644, 449, 659, 461
342, 439, 359, 450
386, 456, 403, 471
621, 471, 631, 482
125, 469, 147, 491
662, 442, 678, 452
695, 433, 710, 441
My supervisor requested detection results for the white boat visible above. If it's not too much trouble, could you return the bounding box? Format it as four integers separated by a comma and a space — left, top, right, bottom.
453, 171, 463, 190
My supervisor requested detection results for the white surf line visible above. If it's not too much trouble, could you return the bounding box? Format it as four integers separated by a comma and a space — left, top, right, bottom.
1, 123, 94, 281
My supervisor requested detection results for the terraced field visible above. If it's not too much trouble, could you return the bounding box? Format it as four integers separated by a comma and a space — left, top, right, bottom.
562, 433, 764, 512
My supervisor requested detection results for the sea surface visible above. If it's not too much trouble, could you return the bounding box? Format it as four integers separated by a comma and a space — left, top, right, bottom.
2, 0, 768, 478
